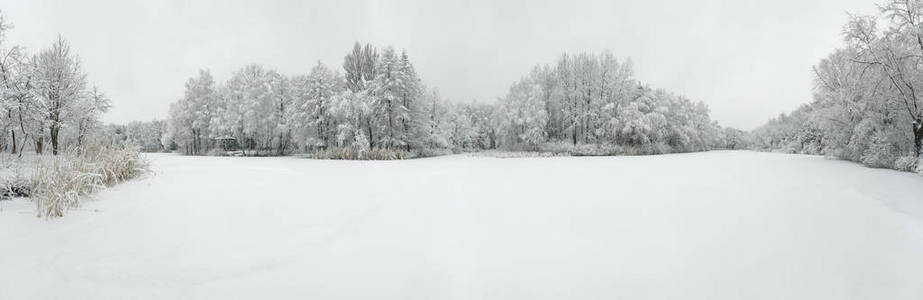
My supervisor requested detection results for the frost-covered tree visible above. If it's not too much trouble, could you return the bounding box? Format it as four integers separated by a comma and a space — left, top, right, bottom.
0, 11, 27, 154
497, 77, 548, 147
73, 86, 110, 146
225, 64, 277, 153
328, 89, 372, 150
163, 70, 219, 155
492, 51, 723, 154
751, 0, 923, 172
417, 87, 451, 150
300, 62, 341, 149
466, 103, 498, 150
447, 103, 478, 150
343, 42, 378, 93
368, 47, 422, 150
0, 13, 109, 156
104, 120, 165, 152
32, 36, 90, 155
267, 70, 293, 155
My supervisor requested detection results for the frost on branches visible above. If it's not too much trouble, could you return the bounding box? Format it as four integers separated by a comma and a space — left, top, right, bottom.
0, 11, 111, 156
493, 52, 729, 154
162, 43, 500, 158
162, 45, 736, 158
750, 0, 923, 173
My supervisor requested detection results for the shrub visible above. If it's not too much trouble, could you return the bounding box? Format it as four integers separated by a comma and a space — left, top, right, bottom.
473, 150, 569, 158
32, 142, 150, 218
206, 148, 229, 157
1, 154, 36, 199
1, 172, 30, 199
894, 156, 919, 172
512, 142, 647, 157
314, 147, 411, 160
416, 148, 454, 158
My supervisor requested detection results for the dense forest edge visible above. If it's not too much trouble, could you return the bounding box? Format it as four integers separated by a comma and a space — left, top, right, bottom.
749, 0, 923, 173
3, 0, 923, 176
150, 45, 736, 160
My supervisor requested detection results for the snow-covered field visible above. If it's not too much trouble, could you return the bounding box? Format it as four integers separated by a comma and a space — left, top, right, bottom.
1, 151, 922, 299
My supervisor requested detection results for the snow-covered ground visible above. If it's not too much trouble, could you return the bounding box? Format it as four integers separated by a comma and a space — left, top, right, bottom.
1, 151, 922, 299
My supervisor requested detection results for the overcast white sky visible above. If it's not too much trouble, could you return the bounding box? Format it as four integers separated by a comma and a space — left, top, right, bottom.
2, 0, 876, 130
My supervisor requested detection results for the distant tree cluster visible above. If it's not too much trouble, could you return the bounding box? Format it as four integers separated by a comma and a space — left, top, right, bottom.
163, 46, 736, 158
750, 0, 923, 172
162, 43, 497, 157
0, 11, 110, 155
495, 52, 732, 153
101, 120, 166, 153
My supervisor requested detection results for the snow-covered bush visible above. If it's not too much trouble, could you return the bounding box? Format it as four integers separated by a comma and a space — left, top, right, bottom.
206, 148, 231, 157
532, 142, 650, 157
31, 142, 149, 218
1, 170, 30, 199
416, 147, 454, 158
894, 156, 919, 172
1, 154, 36, 199
472, 150, 570, 158
533, 142, 572, 155
314, 147, 409, 160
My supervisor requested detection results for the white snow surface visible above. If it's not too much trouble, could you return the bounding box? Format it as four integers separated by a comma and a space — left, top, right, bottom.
1, 151, 922, 299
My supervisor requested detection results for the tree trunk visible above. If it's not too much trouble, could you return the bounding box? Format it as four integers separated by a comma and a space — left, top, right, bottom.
17, 108, 26, 155
318, 120, 326, 150
387, 101, 394, 149
35, 136, 44, 154
403, 95, 410, 152
914, 119, 923, 157
10, 129, 16, 155
77, 120, 86, 148
194, 130, 199, 155
17, 134, 27, 157
367, 117, 375, 150
50, 125, 59, 155
571, 94, 578, 145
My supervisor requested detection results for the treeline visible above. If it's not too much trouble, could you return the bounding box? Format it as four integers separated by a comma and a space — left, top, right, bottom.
162, 45, 740, 158
750, 0, 923, 172
495, 52, 734, 154
102, 120, 166, 153
163, 43, 498, 157
0, 12, 111, 156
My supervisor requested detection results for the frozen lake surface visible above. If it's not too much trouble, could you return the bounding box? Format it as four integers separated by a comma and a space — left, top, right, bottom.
1, 151, 922, 299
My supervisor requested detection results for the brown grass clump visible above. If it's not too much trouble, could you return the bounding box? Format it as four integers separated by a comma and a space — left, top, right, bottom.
32, 142, 150, 219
